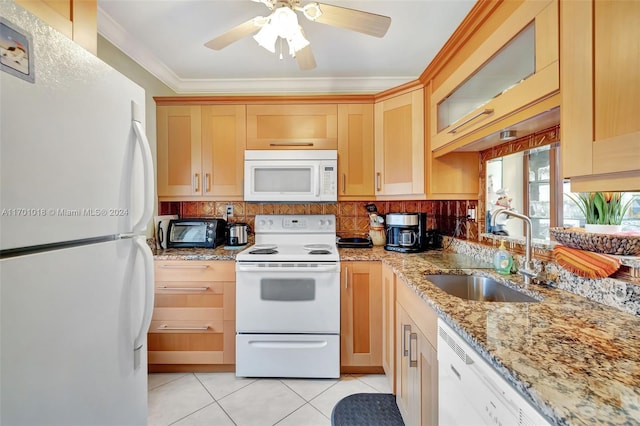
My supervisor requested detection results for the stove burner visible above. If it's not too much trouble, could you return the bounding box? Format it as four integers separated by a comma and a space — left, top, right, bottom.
304, 244, 332, 251
251, 244, 277, 250
249, 248, 278, 255
309, 250, 331, 255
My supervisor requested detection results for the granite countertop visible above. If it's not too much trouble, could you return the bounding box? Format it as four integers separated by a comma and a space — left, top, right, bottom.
153, 244, 640, 425
152, 242, 249, 261
379, 250, 640, 426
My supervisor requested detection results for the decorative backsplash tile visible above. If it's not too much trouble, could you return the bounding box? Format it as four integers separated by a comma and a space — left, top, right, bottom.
159, 199, 478, 237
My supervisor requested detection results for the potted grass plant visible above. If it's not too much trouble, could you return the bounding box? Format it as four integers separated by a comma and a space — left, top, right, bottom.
567, 192, 632, 233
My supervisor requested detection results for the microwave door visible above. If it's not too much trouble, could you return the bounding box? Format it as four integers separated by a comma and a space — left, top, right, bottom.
245, 161, 317, 201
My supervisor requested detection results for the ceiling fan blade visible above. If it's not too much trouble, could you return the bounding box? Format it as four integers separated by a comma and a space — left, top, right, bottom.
310, 3, 391, 38
295, 45, 317, 70
204, 18, 262, 50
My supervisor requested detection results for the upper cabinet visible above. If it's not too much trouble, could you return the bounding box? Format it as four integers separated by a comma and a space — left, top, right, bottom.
16, 0, 97, 54
560, 0, 640, 192
157, 105, 202, 197
429, 0, 559, 156
156, 104, 245, 200
337, 104, 375, 199
201, 105, 246, 198
374, 88, 425, 198
246, 104, 337, 150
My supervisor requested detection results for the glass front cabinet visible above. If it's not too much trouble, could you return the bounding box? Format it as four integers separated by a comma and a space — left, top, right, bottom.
431, 0, 559, 155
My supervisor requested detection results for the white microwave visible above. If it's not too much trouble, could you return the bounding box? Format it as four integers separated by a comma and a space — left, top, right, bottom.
244, 150, 338, 202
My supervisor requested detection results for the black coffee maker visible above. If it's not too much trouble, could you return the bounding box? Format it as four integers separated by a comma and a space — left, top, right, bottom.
384, 213, 429, 253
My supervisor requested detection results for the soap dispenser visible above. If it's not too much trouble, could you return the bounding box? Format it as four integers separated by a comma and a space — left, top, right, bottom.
493, 241, 513, 274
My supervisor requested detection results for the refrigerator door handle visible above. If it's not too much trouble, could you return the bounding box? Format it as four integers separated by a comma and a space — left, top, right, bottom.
131, 101, 154, 235
133, 236, 154, 370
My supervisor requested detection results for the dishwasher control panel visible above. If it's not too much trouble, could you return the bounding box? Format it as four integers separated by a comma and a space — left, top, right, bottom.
436, 319, 550, 426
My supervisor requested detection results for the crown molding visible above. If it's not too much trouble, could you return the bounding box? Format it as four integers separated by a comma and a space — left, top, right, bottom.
98, 7, 414, 95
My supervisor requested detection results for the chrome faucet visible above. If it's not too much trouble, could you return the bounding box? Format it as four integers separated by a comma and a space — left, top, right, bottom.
491, 208, 538, 284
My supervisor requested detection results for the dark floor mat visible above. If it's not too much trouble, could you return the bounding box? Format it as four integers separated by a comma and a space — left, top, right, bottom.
331, 393, 405, 426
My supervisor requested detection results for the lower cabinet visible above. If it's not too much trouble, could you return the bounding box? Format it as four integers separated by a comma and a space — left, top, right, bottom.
395, 278, 439, 426
340, 261, 382, 372
382, 262, 396, 392
148, 260, 235, 372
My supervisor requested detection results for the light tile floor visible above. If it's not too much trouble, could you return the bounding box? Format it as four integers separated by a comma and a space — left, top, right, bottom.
148, 373, 392, 426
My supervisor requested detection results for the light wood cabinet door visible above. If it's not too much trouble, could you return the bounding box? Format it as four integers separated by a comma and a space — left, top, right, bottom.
16, 0, 97, 54
418, 334, 438, 426
396, 280, 439, 426
157, 106, 203, 197
560, 0, 640, 191
374, 88, 425, 198
340, 261, 382, 370
396, 303, 419, 426
381, 262, 396, 392
149, 261, 235, 368
337, 104, 374, 199
246, 104, 337, 150
201, 105, 246, 197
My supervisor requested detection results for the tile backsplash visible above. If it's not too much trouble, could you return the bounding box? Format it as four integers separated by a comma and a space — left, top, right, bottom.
159, 200, 478, 239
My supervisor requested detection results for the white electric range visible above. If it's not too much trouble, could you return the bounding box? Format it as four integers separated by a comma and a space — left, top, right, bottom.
235, 214, 340, 378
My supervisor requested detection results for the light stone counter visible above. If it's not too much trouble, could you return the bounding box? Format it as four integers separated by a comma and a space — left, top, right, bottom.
155, 243, 640, 424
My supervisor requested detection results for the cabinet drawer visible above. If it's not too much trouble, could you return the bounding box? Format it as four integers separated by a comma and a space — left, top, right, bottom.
154, 261, 235, 282
152, 307, 224, 321
149, 319, 225, 334
148, 320, 235, 365
246, 104, 337, 149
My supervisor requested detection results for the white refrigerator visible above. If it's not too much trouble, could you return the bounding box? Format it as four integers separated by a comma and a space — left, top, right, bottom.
0, 2, 155, 425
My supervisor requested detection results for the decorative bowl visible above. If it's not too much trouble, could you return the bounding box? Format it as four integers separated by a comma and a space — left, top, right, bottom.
549, 227, 640, 256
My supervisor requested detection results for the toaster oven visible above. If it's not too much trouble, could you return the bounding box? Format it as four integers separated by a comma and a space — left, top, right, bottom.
166, 218, 226, 248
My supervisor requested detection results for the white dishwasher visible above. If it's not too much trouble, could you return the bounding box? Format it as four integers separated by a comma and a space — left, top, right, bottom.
437, 319, 550, 426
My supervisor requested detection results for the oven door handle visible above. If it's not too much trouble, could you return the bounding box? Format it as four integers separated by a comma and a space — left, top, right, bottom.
236, 264, 339, 273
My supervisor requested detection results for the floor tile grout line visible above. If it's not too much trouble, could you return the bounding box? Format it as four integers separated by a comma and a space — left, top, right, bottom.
167, 400, 225, 426
148, 372, 189, 391
273, 402, 331, 425
190, 373, 240, 425
278, 376, 342, 403
271, 398, 309, 426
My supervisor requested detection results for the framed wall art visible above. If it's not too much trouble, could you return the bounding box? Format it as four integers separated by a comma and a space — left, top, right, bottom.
1, 17, 34, 83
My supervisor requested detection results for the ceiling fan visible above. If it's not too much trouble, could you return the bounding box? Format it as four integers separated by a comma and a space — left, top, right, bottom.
204, 0, 392, 71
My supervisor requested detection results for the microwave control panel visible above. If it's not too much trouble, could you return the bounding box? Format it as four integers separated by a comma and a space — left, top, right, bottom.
321, 165, 337, 195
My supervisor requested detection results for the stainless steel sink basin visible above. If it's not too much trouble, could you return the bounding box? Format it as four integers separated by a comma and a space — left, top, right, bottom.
425, 274, 540, 303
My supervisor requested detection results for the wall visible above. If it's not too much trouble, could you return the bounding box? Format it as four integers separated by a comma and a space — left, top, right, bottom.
159, 200, 477, 239
96, 35, 176, 234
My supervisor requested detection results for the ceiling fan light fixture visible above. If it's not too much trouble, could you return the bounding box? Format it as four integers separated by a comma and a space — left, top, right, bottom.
271, 6, 300, 39
301, 3, 322, 21
253, 22, 278, 53
287, 26, 310, 54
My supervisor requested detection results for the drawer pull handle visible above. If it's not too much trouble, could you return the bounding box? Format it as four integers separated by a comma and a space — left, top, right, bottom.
158, 286, 210, 291
402, 324, 411, 357
269, 142, 314, 147
193, 173, 200, 192
158, 325, 210, 331
159, 265, 209, 269
409, 332, 418, 367
447, 108, 494, 134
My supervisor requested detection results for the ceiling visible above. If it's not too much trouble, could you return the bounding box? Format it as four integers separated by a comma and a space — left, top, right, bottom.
97, 0, 476, 94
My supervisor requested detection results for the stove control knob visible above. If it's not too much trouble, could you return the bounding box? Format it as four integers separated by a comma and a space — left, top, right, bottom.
207, 237, 213, 242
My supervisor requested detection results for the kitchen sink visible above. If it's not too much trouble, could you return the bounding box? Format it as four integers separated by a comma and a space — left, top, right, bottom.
424, 274, 540, 303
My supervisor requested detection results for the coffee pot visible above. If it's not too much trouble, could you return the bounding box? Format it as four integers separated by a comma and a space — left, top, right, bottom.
384, 213, 427, 253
